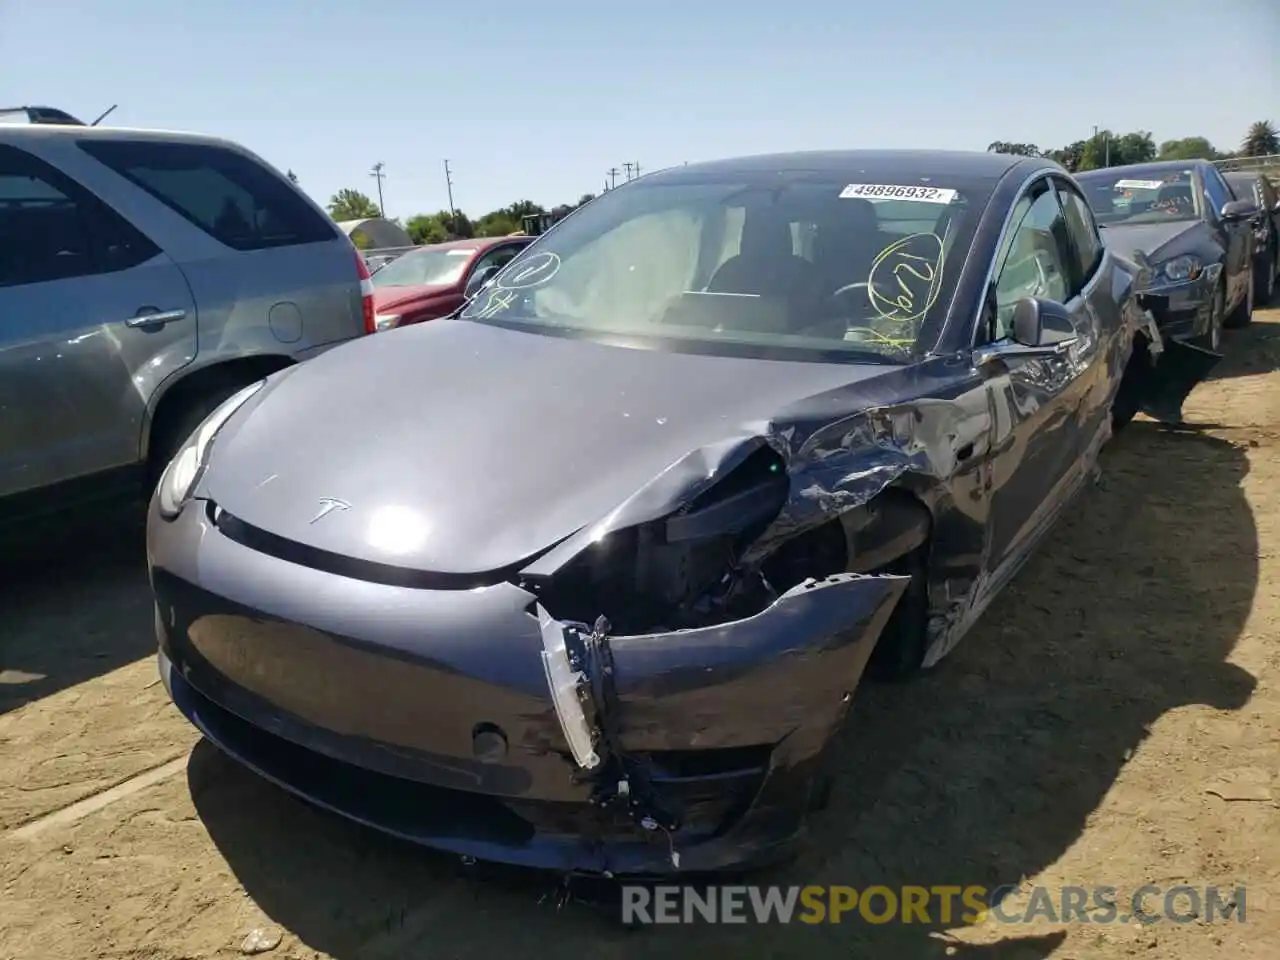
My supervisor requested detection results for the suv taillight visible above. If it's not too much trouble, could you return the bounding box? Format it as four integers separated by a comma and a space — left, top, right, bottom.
356, 252, 376, 334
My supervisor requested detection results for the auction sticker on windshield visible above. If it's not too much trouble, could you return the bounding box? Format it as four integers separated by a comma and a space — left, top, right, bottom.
840, 183, 957, 204
1113, 179, 1165, 190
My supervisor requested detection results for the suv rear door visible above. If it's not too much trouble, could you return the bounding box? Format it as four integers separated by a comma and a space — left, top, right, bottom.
0, 143, 198, 499
74, 138, 364, 356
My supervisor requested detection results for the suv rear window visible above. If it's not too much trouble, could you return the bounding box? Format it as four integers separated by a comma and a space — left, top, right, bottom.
78, 139, 337, 251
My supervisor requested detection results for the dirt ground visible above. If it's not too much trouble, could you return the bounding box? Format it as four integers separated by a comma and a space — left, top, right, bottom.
2, 308, 1279, 960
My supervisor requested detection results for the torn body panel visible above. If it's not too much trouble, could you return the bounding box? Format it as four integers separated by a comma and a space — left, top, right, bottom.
149, 496, 906, 873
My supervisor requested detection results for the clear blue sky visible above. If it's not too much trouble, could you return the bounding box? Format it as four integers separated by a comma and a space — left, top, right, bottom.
3, 0, 1276, 219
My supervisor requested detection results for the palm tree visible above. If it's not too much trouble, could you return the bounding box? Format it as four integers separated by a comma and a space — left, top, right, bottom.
1241, 121, 1279, 158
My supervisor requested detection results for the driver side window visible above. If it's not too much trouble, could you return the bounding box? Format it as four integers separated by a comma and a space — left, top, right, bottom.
991, 182, 1072, 339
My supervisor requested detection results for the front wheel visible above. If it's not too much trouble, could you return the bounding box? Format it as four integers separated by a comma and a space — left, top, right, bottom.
1254, 248, 1277, 307
865, 545, 931, 682
1225, 266, 1254, 330
1194, 282, 1226, 350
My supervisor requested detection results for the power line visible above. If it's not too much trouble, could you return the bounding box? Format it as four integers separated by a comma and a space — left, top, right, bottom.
369, 161, 387, 217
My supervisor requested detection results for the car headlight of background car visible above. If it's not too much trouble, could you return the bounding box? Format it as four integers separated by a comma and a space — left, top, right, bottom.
1157, 255, 1203, 283
156, 381, 265, 520
373, 312, 401, 331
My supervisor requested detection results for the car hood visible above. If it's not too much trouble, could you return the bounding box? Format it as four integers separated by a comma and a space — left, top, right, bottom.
373, 284, 457, 311
1101, 219, 1204, 262
202, 319, 894, 575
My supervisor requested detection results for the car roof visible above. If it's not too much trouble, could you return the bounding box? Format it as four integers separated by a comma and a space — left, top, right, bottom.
644, 149, 1042, 185
416, 236, 531, 255
0, 122, 252, 154
1075, 159, 1211, 179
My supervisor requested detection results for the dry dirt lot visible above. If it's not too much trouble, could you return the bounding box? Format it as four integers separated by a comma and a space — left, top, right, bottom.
3, 309, 1280, 960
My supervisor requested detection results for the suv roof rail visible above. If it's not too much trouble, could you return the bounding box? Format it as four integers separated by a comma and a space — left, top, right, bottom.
0, 105, 90, 126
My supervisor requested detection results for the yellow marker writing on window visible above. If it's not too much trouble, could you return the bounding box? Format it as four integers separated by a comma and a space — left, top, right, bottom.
868, 233, 945, 324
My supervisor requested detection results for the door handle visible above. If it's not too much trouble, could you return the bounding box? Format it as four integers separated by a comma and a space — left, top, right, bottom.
125, 308, 187, 328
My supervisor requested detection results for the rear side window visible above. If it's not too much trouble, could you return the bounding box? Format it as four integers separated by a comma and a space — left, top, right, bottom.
78, 139, 336, 251
0, 143, 160, 289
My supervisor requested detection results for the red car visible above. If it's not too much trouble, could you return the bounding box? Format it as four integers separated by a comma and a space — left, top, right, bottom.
370, 236, 533, 330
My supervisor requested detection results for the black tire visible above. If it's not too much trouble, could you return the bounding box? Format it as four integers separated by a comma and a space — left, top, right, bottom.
147, 383, 252, 491
1194, 282, 1226, 349
865, 545, 931, 682
1110, 333, 1151, 433
1255, 248, 1277, 307
1224, 266, 1254, 330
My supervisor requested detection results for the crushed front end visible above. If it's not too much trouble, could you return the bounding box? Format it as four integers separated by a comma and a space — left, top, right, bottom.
150, 493, 907, 876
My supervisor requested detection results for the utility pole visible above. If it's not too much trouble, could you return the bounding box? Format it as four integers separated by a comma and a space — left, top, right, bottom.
633, 161, 641, 178
607, 167, 620, 190
1093, 126, 1111, 167
623, 162, 634, 182
369, 161, 387, 217
443, 159, 457, 234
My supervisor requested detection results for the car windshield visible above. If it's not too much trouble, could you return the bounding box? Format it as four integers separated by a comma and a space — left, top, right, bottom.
460, 172, 986, 362
371, 247, 473, 287
1076, 168, 1202, 226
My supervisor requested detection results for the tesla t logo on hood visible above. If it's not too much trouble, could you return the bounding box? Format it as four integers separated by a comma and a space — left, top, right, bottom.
309, 498, 352, 524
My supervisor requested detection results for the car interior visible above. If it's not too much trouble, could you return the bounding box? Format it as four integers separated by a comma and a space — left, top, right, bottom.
656, 195, 957, 348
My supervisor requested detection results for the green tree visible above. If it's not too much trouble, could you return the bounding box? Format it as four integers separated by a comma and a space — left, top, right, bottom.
986, 141, 1041, 157
1242, 120, 1279, 157
405, 213, 450, 245
1048, 141, 1086, 172
1076, 130, 1156, 171
327, 188, 381, 221
1157, 137, 1219, 161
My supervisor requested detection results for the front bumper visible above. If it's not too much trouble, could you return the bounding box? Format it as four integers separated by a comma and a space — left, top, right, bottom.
1138, 270, 1218, 341
149, 498, 906, 875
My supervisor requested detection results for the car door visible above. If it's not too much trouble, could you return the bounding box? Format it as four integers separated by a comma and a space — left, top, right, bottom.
1201, 165, 1251, 309
1051, 175, 1124, 464
976, 174, 1099, 580
0, 143, 197, 500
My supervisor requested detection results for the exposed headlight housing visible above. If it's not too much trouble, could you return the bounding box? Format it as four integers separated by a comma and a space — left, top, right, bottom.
1158, 255, 1202, 283
156, 381, 264, 520
373, 312, 401, 331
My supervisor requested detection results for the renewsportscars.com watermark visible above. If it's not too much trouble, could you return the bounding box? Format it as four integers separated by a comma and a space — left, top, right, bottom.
621, 884, 1247, 926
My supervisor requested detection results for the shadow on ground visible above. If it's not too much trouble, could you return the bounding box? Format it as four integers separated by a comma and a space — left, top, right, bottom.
1207, 309, 1280, 381
0, 506, 151, 714
191, 397, 1260, 958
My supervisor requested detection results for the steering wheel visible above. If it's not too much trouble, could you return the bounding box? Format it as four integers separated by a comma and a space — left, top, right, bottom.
828, 278, 910, 318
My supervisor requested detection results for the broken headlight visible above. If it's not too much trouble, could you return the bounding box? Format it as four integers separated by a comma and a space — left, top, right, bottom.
1157, 255, 1202, 283
528, 446, 790, 634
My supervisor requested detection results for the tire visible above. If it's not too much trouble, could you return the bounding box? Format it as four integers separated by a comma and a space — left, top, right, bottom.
1110, 335, 1148, 433
147, 383, 252, 491
1194, 282, 1226, 350
865, 545, 931, 682
1256, 247, 1277, 307
1224, 265, 1254, 330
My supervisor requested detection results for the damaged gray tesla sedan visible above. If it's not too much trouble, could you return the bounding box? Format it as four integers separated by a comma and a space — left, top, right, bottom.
148, 149, 1213, 876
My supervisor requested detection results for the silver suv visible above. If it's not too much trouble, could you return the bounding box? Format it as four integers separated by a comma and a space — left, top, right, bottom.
0, 119, 374, 527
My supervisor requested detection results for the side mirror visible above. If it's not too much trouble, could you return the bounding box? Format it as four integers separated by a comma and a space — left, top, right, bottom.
465, 265, 500, 299
974, 297, 1079, 368
1220, 199, 1259, 223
